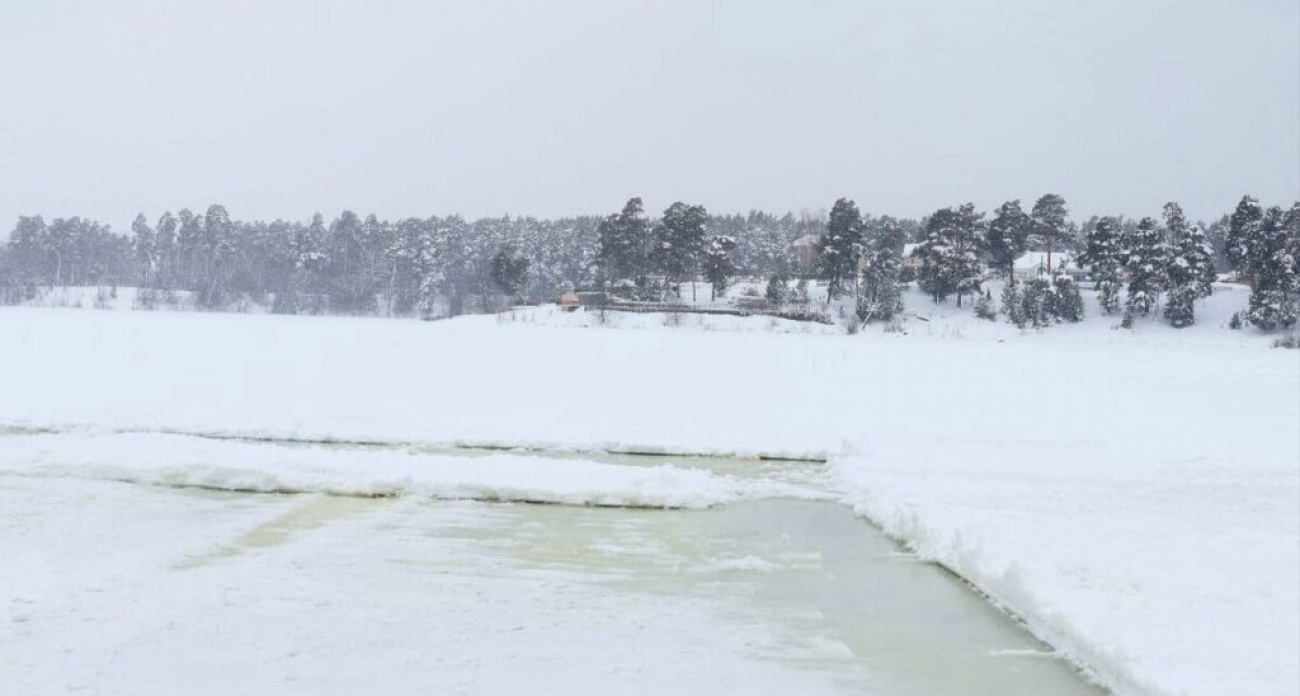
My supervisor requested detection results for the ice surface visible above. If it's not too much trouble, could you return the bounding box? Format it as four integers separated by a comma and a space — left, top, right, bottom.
0, 286, 1296, 696
0, 476, 1106, 696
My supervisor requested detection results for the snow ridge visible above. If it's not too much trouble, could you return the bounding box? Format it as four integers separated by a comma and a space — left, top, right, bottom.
0, 431, 832, 510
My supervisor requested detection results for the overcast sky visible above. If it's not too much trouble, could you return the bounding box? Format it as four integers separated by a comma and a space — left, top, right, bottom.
1, 0, 1296, 231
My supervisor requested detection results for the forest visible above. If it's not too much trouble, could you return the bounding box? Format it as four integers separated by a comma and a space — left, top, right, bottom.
0, 194, 1295, 331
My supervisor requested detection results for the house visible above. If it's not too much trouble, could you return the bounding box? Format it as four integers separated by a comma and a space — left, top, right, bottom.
1013, 251, 1090, 282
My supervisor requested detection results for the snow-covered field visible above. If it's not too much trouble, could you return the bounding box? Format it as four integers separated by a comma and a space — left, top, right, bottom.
1, 284, 1296, 696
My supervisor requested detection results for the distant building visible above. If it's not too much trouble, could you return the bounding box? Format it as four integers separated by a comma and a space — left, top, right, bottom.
1013, 251, 1089, 282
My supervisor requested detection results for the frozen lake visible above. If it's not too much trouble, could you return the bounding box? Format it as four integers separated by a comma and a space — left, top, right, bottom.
1, 453, 1106, 696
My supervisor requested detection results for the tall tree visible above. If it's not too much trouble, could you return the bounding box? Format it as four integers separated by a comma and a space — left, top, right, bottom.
597, 198, 651, 289
985, 200, 1031, 285
200, 204, 235, 306
857, 215, 906, 321
7, 216, 47, 286
816, 198, 863, 300
490, 246, 530, 302
1124, 217, 1168, 319
1225, 195, 1263, 281
653, 202, 708, 299
1030, 194, 1070, 273
1081, 216, 1125, 314
131, 214, 156, 287
1245, 205, 1299, 330
915, 203, 984, 306
701, 235, 737, 301
1162, 201, 1189, 243
155, 212, 177, 289
1163, 224, 1215, 328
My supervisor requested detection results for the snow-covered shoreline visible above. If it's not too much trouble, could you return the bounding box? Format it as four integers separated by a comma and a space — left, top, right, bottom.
1, 298, 1296, 696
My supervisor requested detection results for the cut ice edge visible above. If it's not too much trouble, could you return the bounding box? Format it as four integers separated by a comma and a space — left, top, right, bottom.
0, 420, 831, 463
833, 467, 1157, 696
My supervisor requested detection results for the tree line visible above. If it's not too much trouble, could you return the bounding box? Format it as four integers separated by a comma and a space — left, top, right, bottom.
1, 194, 1295, 331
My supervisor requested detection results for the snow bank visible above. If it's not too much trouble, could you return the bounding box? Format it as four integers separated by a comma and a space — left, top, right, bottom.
0, 431, 826, 509
831, 431, 1299, 696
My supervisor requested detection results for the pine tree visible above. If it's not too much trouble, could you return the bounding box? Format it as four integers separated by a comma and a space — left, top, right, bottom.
915, 203, 984, 305
1162, 202, 1189, 243
816, 198, 863, 300
131, 214, 156, 287
985, 200, 1031, 284
8, 216, 48, 287
1124, 217, 1168, 318
1246, 206, 1299, 330
1184, 224, 1217, 299
176, 209, 202, 291
291, 213, 329, 308
701, 235, 737, 300
1081, 216, 1125, 314
857, 215, 905, 321
597, 198, 651, 289
1225, 195, 1262, 279
155, 212, 177, 289
1020, 277, 1053, 328
973, 290, 996, 321
1001, 282, 1026, 327
200, 204, 235, 307
326, 210, 372, 312
1031, 194, 1070, 273
1050, 274, 1084, 322
765, 272, 789, 305
490, 246, 530, 301
653, 202, 708, 300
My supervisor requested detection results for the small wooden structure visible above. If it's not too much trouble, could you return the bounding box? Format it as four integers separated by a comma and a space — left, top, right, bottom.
557, 292, 581, 311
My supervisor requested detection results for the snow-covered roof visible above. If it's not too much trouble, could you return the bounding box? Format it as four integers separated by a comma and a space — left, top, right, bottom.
1014, 251, 1076, 270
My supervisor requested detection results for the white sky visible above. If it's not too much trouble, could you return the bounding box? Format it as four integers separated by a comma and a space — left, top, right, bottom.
1, 0, 1296, 230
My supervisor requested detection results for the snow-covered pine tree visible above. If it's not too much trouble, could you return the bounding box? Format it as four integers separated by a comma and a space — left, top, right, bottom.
974, 290, 996, 321
857, 215, 906, 322
816, 198, 863, 300
653, 202, 708, 300
291, 213, 329, 307
701, 235, 737, 301
985, 200, 1031, 284
1030, 194, 1070, 273
597, 198, 651, 290
1246, 206, 1299, 330
154, 212, 177, 290
915, 203, 984, 306
1124, 217, 1168, 318
7, 216, 47, 288
1081, 215, 1125, 314
200, 204, 235, 307
1162, 223, 1215, 328
1184, 224, 1217, 299
1050, 274, 1084, 322
1225, 195, 1262, 282
130, 214, 156, 288
176, 209, 202, 291
490, 246, 530, 302
324, 210, 372, 312
1001, 282, 1027, 327
765, 272, 789, 305
1020, 276, 1053, 328
1162, 202, 1189, 244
